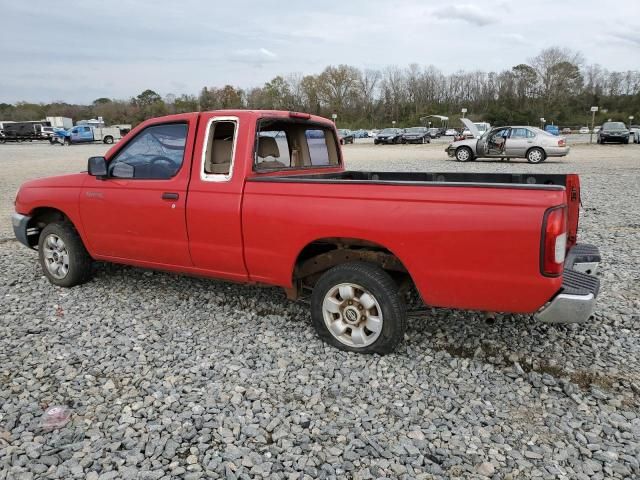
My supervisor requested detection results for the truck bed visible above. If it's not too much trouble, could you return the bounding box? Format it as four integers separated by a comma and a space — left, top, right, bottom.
250, 171, 569, 190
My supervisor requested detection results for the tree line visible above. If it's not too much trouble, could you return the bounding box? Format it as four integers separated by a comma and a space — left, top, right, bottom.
1, 47, 638, 129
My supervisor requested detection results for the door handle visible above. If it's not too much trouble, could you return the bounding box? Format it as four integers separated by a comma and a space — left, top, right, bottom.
162, 192, 179, 200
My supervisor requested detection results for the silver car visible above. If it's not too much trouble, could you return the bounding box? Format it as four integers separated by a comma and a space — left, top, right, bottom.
446, 119, 570, 163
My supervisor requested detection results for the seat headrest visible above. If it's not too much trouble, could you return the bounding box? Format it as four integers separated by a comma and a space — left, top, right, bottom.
212, 139, 233, 164
258, 136, 280, 158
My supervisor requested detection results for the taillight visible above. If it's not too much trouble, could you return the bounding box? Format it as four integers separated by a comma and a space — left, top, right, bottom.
541, 206, 567, 276
558, 138, 566, 147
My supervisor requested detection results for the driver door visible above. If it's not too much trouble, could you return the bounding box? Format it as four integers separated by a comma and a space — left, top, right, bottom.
79, 115, 198, 266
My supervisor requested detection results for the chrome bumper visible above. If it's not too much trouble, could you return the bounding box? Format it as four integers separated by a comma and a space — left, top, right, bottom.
534, 244, 601, 324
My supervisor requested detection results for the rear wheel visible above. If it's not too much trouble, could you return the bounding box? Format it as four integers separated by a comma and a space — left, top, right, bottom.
526, 147, 545, 164
103, 136, 114, 144
455, 146, 473, 162
38, 222, 93, 288
311, 262, 406, 354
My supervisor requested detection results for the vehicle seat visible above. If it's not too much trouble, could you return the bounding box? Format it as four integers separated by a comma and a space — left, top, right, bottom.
257, 136, 286, 169
206, 139, 233, 174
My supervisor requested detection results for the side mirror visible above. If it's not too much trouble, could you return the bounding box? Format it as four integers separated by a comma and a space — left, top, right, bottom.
88, 156, 107, 177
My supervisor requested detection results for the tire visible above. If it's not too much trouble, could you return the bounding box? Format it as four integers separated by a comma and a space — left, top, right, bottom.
103, 136, 114, 144
38, 222, 93, 288
526, 147, 546, 164
624, 138, 629, 144
455, 146, 473, 162
0, 137, 5, 144
64, 137, 71, 146
374, 140, 380, 145
49, 138, 55, 144
311, 262, 406, 354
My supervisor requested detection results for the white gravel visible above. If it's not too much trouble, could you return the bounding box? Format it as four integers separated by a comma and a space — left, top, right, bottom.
1, 140, 639, 479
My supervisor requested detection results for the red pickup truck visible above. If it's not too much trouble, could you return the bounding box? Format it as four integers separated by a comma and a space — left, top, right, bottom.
12, 110, 601, 353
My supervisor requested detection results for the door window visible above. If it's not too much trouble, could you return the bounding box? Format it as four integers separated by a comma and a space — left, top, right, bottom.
510, 128, 528, 138
109, 123, 188, 179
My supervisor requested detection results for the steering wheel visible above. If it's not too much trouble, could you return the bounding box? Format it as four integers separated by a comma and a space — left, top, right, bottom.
149, 155, 176, 178
149, 155, 174, 167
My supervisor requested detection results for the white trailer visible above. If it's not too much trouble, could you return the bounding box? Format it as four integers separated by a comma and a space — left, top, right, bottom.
46, 117, 73, 129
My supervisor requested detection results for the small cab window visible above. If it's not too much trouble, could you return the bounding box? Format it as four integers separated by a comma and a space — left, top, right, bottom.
109, 123, 187, 179
254, 119, 339, 171
203, 120, 236, 177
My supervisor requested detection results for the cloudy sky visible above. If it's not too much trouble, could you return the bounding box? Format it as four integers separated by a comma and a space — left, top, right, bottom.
1, 0, 638, 104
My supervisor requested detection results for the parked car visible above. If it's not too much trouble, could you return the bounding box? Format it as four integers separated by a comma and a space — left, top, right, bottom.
427, 128, 441, 139
11, 110, 601, 354
444, 128, 458, 136
597, 121, 630, 144
374, 128, 404, 144
401, 127, 430, 144
352, 129, 369, 139
562, 128, 572, 135
579, 127, 590, 134
594, 126, 601, 134
337, 129, 355, 145
544, 125, 560, 136
447, 119, 570, 163
629, 125, 640, 144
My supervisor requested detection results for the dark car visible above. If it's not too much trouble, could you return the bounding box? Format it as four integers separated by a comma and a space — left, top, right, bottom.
402, 126, 431, 144
337, 129, 355, 145
597, 121, 630, 144
427, 128, 441, 139
374, 128, 404, 145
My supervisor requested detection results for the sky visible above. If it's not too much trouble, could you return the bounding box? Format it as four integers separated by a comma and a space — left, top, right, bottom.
0, 0, 638, 104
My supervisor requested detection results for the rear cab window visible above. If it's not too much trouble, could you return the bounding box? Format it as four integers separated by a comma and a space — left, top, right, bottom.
254, 119, 340, 172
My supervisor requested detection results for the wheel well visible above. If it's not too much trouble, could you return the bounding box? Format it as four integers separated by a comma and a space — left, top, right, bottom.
26, 208, 71, 247
289, 237, 413, 299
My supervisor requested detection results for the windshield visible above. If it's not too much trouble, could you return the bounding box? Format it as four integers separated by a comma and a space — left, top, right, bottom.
406, 127, 425, 133
337, 129, 350, 135
602, 122, 626, 130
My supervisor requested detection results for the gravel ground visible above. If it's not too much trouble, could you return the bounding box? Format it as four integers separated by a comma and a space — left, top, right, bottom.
1, 140, 639, 479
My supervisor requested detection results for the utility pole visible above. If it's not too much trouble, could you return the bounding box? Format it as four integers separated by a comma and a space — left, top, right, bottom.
590, 106, 598, 144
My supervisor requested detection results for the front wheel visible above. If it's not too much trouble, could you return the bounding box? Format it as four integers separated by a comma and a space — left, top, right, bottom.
38, 222, 93, 287
526, 147, 546, 164
311, 262, 406, 354
455, 146, 473, 162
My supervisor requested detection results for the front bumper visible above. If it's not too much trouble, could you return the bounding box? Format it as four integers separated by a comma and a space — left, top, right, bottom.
12, 213, 32, 248
534, 244, 601, 324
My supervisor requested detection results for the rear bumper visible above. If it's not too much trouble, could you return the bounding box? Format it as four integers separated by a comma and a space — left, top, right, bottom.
534, 244, 601, 324
12, 213, 32, 248
546, 146, 570, 157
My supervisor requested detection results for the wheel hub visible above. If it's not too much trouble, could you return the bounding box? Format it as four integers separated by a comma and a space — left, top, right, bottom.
322, 283, 383, 347
43, 234, 70, 279
343, 306, 361, 325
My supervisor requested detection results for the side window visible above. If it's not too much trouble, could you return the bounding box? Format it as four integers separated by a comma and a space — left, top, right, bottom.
306, 129, 330, 165
526, 129, 536, 138
109, 123, 187, 179
203, 120, 236, 177
511, 128, 527, 138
